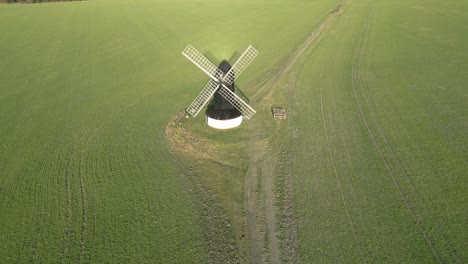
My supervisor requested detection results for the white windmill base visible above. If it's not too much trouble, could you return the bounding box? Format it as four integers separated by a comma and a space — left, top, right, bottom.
206, 115, 243, 129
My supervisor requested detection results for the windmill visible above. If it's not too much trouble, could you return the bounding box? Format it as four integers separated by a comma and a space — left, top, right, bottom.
182, 44, 258, 129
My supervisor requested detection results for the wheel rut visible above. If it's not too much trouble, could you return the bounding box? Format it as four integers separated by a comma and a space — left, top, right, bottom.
244, 139, 265, 264
320, 94, 366, 263
350, 12, 461, 263
60, 135, 90, 263
61, 145, 74, 263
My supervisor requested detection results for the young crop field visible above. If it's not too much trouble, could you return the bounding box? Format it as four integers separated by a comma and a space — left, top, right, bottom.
0, 0, 466, 263
279, 0, 467, 262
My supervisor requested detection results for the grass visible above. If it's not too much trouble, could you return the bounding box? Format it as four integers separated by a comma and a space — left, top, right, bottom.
0, 0, 336, 262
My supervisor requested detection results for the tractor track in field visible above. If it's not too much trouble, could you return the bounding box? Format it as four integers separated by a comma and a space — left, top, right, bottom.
60, 135, 89, 263
77, 150, 88, 264
282, 72, 301, 263
354, 21, 462, 264
61, 145, 74, 263
245, 140, 266, 264
245, 3, 347, 263
319, 94, 366, 263
262, 148, 280, 264
351, 13, 461, 263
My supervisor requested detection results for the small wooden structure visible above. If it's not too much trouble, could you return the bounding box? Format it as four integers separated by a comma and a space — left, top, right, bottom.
273, 107, 287, 119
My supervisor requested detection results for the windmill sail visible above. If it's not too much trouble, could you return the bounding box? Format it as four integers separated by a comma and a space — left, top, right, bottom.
218, 85, 256, 119
186, 79, 220, 117
182, 44, 258, 121
182, 45, 224, 82
222, 45, 259, 85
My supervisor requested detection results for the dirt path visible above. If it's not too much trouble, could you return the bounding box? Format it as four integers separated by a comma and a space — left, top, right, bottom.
244, 3, 347, 262
244, 136, 281, 264
262, 148, 280, 264
244, 140, 265, 263
250, 10, 336, 104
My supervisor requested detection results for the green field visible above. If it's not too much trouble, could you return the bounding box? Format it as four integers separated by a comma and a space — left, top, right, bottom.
0, 0, 466, 263
285, 0, 468, 262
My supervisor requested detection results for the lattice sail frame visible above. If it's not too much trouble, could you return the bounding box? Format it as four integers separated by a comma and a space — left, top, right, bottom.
186, 79, 220, 117
223, 45, 259, 85
182, 45, 223, 81
219, 85, 256, 119
182, 44, 258, 118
